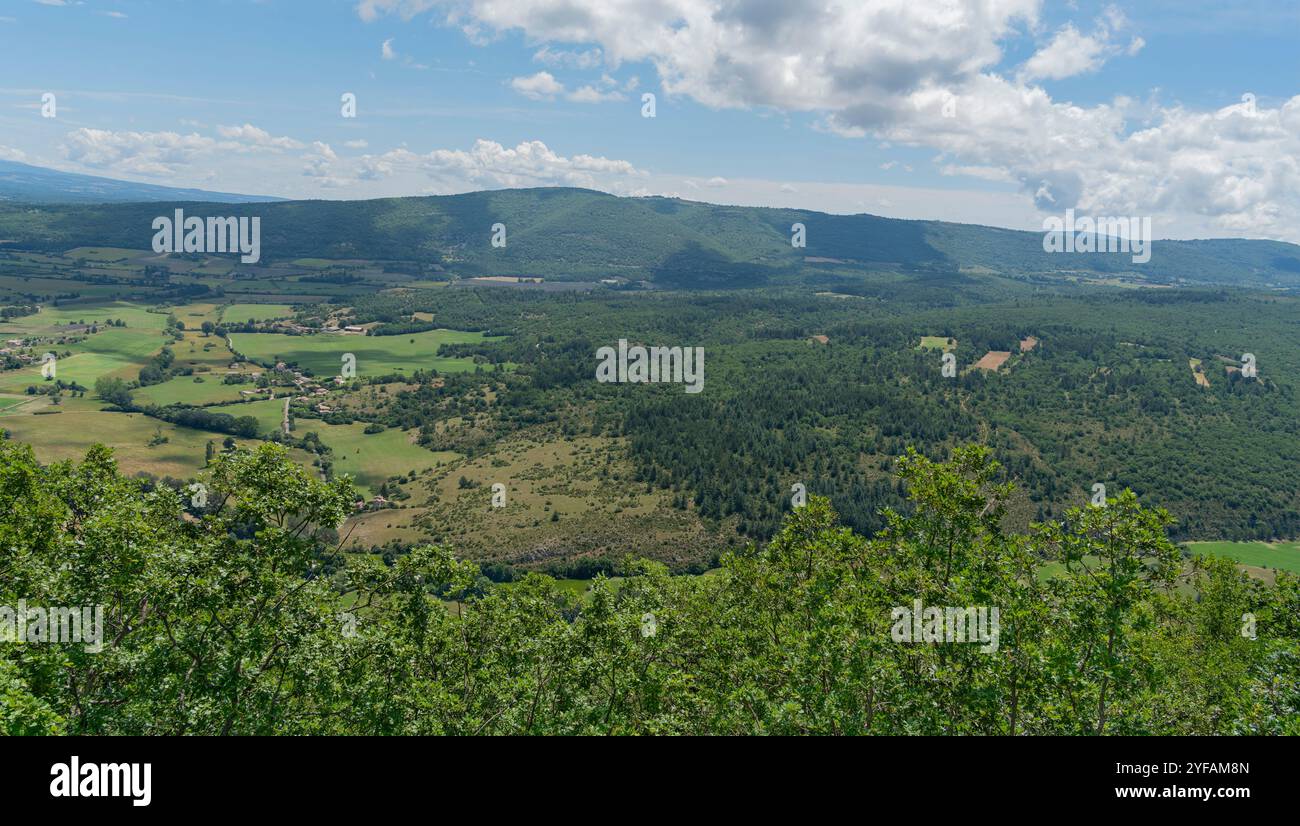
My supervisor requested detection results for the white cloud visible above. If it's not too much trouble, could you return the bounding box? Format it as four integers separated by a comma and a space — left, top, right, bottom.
511, 69, 627, 103
510, 71, 564, 100
217, 123, 303, 150
50, 124, 645, 197
61, 128, 219, 177
881, 77, 1300, 238
1019, 25, 1107, 81
59, 124, 307, 179
413, 138, 644, 189
344, 139, 370, 149
381, 38, 396, 60
199, 136, 646, 194
359, 0, 1040, 114
303, 141, 342, 181
1019, 8, 1138, 82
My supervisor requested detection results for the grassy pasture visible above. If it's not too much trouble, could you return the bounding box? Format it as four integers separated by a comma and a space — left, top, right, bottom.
222, 303, 296, 325
1183, 540, 1300, 574
172, 331, 235, 371
918, 336, 956, 351
229, 328, 499, 377
307, 421, 458, 494
0, 398, 224, 478
134, 376, 251, 407
171, 302, 224, 326
0, 393, 33, 412
219, 397, 287, 433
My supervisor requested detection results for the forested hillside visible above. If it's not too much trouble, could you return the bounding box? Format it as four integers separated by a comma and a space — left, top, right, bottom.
3, 188, 1300, 287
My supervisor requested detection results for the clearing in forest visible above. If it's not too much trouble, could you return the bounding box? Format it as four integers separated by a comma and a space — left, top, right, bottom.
973, 351, 1011, 372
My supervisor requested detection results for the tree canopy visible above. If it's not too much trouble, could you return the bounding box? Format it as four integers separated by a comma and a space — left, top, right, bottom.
2, 440, 1296, 734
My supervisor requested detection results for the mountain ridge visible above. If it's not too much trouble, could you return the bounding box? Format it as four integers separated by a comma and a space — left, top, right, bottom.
0, 159, 283, 205
0, 180, 1297, 289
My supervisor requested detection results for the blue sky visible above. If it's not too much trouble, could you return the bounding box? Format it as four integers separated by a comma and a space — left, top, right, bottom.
2, 0, 1299, 239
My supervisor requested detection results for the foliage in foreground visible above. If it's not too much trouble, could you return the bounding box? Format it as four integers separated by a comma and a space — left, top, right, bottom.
1, 440, 1297, 735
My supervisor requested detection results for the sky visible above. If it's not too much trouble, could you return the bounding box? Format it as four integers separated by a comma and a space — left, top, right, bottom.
1, 0, 1298, 240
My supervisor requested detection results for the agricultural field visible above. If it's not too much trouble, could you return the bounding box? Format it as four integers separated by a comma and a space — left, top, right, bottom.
172, 331, 238, 371
0, 301, 166, 334
0, 393, 33, 412
222, 303, 296, 325
228, 328, 502, 377
0, 304, 168, 393
133, 375, 251, 407
172, 302, 224, 327
972, 350, 1012, 371
0, 395, 252, 479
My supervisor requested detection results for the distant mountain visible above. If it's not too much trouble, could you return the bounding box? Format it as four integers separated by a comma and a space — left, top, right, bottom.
0, 160, 282, 204
1, 184, 1298, 289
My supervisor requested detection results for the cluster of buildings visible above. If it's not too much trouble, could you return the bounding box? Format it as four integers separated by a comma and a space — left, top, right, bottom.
0, 338, 32, 361
226, 360, 347, 414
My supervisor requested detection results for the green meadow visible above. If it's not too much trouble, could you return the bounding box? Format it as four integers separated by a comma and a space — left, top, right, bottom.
220, 397, 288, 433
228, 328, 501, 377
0, 397, 224, 479
918, 336, 957, 351
133, 375, 252, 407
1183, 540, 1300, 574
222, 303, 296, 325
306, 421, 459, 494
